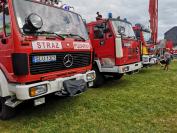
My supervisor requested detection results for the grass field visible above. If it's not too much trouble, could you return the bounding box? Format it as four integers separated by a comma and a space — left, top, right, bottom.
0, 62, 177, 133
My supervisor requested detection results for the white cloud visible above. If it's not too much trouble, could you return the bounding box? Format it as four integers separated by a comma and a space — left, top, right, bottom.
65, 0, 177, 40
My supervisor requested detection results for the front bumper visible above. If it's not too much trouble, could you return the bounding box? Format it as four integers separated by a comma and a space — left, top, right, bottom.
98, 62, 142, 73
9, 71, 95, 100
142, 55, 158, 65
117, 62, 142, 73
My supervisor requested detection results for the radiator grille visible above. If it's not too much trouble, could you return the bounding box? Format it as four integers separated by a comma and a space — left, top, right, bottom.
29, 52, 91, 75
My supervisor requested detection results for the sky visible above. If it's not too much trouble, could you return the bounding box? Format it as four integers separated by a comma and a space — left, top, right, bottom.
64, 0, 177, 40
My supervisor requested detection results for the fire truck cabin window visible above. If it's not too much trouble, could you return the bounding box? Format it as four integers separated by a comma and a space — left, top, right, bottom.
4, 4, 11, 36
94, 24, 105, 39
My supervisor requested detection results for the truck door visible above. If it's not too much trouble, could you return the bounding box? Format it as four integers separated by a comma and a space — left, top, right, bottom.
93, 22, 114, 59
0, 3, 13, 74
104, 22, 115, 57
92, 23, 105, 58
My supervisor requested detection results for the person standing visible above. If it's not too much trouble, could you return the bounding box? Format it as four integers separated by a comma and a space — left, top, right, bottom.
96, 12, 102, 20
155, 49, 164, 67
163, 48, 172, 71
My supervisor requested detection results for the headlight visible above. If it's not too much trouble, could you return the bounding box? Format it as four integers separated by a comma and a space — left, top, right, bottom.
86, 72, 96, 81
143, 57, 149, 62
29, 84, 47, 97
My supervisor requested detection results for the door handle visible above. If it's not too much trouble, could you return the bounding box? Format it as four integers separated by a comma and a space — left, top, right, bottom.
1, 38, 7, 44
100, 40, 105, 46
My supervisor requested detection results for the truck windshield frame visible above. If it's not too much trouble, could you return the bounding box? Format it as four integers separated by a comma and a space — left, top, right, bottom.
12, 0, 89, 40
111, 20, 136, 38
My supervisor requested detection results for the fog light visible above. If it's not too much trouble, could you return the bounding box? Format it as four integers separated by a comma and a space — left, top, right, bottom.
29, 84, 47, 97
122, 66, 129, 72
86, 72, 96, 81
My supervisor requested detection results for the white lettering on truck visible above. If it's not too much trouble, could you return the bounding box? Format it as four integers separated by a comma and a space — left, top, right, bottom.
73, 42, 91, 50
32, 41, 62, 50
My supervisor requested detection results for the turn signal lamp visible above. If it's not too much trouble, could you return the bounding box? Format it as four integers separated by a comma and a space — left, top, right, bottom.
29, 84, 47, 97
86, 72, 96, 81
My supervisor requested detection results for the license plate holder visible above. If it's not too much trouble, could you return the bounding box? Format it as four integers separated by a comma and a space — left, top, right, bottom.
32, 55, 57, 63
34, 97, 45, 106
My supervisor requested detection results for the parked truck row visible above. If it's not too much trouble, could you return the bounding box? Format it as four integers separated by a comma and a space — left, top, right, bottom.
0, 0, 158, 120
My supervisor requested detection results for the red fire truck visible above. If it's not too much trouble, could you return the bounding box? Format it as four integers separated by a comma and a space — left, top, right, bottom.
87, 17, 142, 87
0, 0, 95, 119
133, 0, 158, 66
133, 24, 157, 66
166, 40, 174, 54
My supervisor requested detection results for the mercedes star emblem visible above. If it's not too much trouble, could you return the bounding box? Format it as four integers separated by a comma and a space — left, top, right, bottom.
63, 54, 73, 68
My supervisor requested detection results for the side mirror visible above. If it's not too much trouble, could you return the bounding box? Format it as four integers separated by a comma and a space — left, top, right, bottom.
83, 19, 87, 24
135, 31, 140, 39
0, 5, 2, 13
23, 13, 43, 33
118, 26, 125, 35
4, 7, 9, 15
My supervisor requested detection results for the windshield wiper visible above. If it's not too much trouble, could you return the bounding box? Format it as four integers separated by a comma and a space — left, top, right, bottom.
69, 34, 86, 41
62, 33, 86, 41
35, 31, 65, 40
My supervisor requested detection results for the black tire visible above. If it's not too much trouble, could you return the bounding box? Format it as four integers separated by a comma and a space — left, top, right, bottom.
113, 73, 124, 80
93, 66, 105, 88
0, 97, 16, 120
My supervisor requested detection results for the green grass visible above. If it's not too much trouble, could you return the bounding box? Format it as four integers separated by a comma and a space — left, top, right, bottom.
1, 62, 177, 133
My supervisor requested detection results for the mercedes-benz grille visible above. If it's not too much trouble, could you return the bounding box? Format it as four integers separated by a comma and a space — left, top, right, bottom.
29, 52, 91, 75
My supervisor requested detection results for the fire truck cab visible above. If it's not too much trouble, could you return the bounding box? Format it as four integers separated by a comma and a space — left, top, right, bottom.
0, 0, 95, 119
133, 24, 157, 66
87, 17, 142, 87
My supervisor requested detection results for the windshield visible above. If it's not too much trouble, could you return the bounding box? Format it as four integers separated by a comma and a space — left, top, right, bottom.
13, 0, 89, 40
143, 31, 151, 43
112, 20, 135, 38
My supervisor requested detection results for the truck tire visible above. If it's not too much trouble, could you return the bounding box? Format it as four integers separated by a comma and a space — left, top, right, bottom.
93, 66, 105, 88
113, 73, 124, 80
0, 97, 16, 120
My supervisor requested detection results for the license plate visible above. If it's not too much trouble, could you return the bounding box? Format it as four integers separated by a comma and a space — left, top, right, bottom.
88, 82, 94, 87
34, 97, 45, 106
32, 55, 57, 63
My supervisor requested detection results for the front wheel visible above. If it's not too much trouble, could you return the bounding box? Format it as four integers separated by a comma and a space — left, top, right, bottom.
0, 97, 16, 120
93, 66, 105, 88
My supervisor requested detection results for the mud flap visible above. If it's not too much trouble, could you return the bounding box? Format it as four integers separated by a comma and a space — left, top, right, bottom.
63, 79, 87, 96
